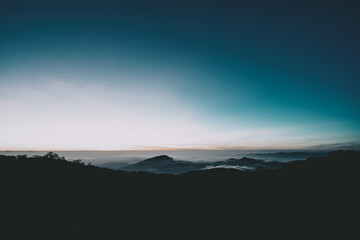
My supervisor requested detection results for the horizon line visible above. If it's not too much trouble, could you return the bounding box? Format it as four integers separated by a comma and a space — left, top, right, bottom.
0, 148, 343, 152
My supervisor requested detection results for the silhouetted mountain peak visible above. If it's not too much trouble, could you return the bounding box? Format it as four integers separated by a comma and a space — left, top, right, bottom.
214, 157, 262, 166
241, 157, 258, 161
119, 155, 204, 174
138, 155, 174, 163
225, 157, 259, 162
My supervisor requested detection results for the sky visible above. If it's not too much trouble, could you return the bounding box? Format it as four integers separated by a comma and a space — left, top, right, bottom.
0, 0, 359, 150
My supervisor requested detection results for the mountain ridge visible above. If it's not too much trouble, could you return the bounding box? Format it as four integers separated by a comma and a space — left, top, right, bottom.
117, 155, 283, 174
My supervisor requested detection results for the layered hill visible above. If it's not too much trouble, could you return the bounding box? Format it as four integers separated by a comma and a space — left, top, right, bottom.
117, 155, 283, 174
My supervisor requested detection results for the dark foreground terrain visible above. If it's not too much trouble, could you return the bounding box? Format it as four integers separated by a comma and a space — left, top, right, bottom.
1, 151, 359, 238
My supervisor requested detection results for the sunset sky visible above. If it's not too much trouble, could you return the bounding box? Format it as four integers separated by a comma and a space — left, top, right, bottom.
1, 0, 359, 150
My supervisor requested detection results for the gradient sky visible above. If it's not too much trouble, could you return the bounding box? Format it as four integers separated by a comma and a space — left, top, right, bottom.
1, 0, 359, 150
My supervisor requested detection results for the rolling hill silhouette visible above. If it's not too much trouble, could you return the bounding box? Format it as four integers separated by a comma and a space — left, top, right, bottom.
0, 150, 359, 238
119, 155, 205, 174
115, 155, 283, 174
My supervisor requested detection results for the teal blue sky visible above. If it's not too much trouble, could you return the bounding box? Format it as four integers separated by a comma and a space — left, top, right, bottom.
0, 0, 359, 150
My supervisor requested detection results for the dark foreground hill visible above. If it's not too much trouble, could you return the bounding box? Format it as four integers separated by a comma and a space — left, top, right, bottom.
0, 151, 359, 238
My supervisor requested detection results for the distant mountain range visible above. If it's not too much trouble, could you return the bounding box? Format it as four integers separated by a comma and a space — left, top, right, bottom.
96, 151, 331, 174
99, 155, 284, 174
244, 151, 329, 160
